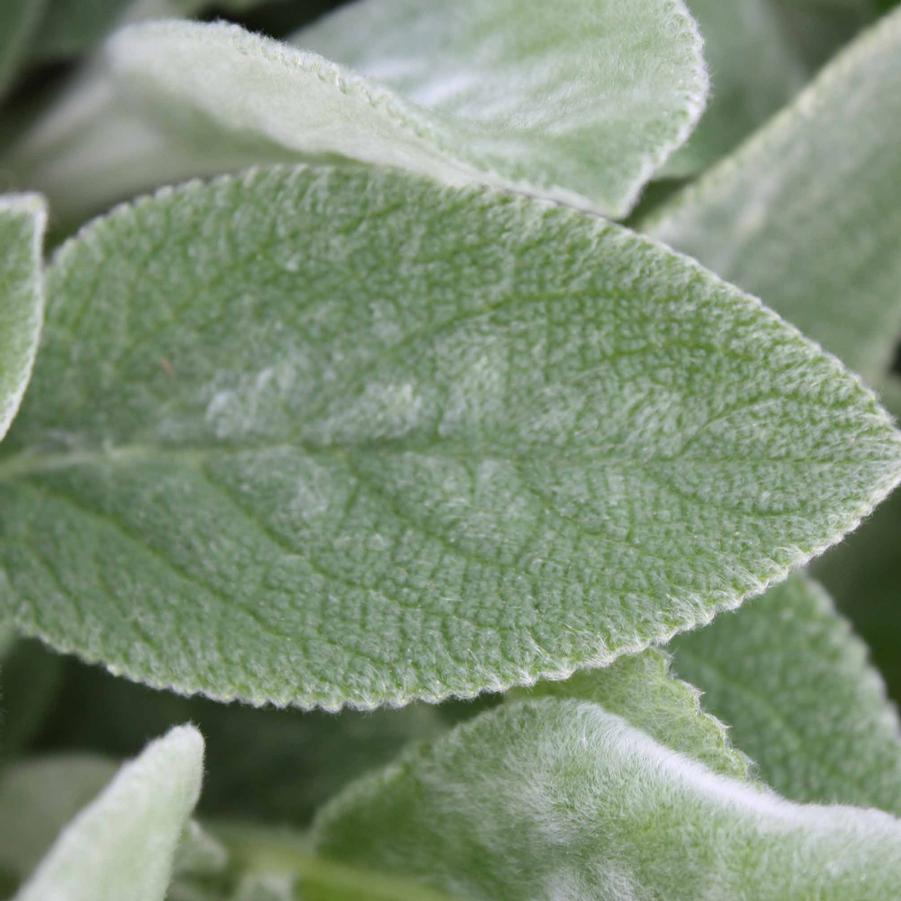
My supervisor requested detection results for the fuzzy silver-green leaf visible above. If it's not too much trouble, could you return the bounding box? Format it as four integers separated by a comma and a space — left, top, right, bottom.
313, 699, 901, 900
1, 165, 900, 709
13, 725, 203, 901
513, 648, 750, 780
10, 1, 708, 221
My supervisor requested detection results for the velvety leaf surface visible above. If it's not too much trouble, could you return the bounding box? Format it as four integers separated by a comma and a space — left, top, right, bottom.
645, 8, 901, 384
290, 0, 707, 216
0, 195, 46, 442
513, 648, 750, 780
663, 0, 805, 175
672, 574, 901, 814
2, 165, 900, 709
13, 725, 203, 901
11, 1, 708, 221
313, 699, 901, 900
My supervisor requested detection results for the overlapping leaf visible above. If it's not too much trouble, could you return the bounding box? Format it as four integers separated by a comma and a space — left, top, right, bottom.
672, 574, 901, 813
513, 648, 750, 779
0, 195, 46, 442
9, 1, 708, 222
645, 8, 901, 384
313, 700, 901, 900
1, 165, 899, 709
13, 725, 203, 901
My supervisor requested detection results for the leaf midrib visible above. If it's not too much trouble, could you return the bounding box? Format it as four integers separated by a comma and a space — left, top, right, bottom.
0, 438, 893, 485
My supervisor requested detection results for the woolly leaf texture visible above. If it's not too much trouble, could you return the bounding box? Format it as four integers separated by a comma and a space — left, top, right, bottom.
1, 165, 899, 709
9, 0, 708, 221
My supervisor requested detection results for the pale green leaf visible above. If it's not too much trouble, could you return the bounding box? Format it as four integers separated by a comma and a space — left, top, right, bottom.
512, 648, 750, 780
313, 699, 901, 901
13, 725, 204, 901
2, 166, 900, 709
645, 8, 901, 384
11, 2, 708, 222
0, 0, 47, 97
0, 194, 46, 443
672, 574, 901, 814
662, 0, 806, 176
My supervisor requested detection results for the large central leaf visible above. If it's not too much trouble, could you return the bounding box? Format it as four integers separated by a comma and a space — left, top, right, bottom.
1, 166, 899, 709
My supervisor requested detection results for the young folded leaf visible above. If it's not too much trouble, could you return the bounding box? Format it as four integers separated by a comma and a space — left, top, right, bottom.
672, 574, 901, 814
2, 166, 900, 710
13, 725, 204, 901
512, 648, 750, 780
662, 0, 805, 176
645, 7, 901, 385
312, 700, 901, 900
9, 0, 708, 222
0, 194, 46, 442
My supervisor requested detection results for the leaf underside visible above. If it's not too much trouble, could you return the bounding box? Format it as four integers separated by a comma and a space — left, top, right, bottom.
2, 165, 899, 709
312, 699, 901, 901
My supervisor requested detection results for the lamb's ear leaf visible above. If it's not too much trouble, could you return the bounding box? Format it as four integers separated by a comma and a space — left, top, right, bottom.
11, 1, 708, 222
813, 488, 901, 702
512, 648, 750, 780
672, 574, 901, 814
12, 726, 204, 901
661, 0, 805, 176
645, 8, 901, 385
2, 165, 900, 710
0, 195, 45, 443
312, 699, 901, 901
0, 0, 47, 97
